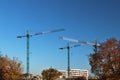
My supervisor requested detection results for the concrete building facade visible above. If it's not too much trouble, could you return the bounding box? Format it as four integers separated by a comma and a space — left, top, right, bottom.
59, 69, 88, 80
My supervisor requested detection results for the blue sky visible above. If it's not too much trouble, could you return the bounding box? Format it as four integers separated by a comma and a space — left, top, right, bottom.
0, 0, 120, 75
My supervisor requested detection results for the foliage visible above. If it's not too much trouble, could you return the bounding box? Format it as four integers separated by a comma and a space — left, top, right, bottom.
89, 38, 120, 80
41, 68, 62, 80
0, 54, 23, 80
66, 77, 86, 80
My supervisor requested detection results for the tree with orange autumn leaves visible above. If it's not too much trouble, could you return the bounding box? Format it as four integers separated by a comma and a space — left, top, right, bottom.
0, 54, 23, 80
89, 38, 120, 80
42, 68, 62, 80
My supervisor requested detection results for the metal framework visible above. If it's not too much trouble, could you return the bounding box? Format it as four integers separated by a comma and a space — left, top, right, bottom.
60, 36, 101, 78
17, 29, 64, 79
61, 36, 100, 53
59, 43, 81, 78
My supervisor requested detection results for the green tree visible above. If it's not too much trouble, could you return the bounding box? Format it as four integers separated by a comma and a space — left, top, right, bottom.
0, 54, 23, 80
89, 38, 120, 80
41, 68, 62, 80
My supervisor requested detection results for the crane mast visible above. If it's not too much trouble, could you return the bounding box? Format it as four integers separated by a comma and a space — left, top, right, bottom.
17, 29, 64, 80
60, 43, 81, 78
60, 36, 100, 78
26, 32, 30, 77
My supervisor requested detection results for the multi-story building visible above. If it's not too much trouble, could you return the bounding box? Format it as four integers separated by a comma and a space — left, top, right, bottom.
59, 69, 88, 80
59, 70, 67, 78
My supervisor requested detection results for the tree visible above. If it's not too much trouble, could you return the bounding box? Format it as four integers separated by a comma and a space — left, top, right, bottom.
41, 68, 62, 80
89, 38, 120, 80
0, 54, 23, 80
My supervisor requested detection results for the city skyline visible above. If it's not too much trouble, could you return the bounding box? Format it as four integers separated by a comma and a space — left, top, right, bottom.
0, 0, 120, 75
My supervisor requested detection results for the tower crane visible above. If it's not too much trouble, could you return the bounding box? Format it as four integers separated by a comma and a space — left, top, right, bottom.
60, 36, 101, 53
17, 29, 64, 80
59, 43, 82, 78
60, 36, 100, 78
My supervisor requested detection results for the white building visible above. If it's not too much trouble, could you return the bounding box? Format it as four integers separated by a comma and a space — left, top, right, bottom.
59, 70, 67, 78
59, 69, 88, 80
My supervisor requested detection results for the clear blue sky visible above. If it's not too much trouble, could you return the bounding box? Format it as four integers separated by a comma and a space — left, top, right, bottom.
0, 0, 120, 75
